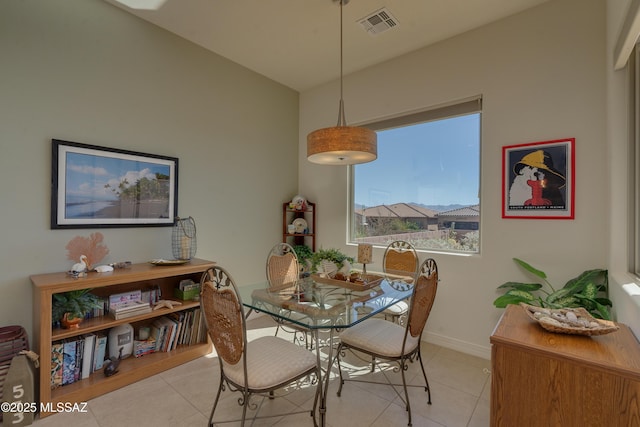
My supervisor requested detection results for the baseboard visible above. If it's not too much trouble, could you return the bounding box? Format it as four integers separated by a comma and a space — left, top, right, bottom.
248, 309, 492, 360
422, 331, 491, 360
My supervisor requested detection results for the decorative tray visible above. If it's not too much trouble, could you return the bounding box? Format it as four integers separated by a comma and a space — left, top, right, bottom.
520, 303, 619, 336
149, 259, 190, 266
311, 273, 383, 291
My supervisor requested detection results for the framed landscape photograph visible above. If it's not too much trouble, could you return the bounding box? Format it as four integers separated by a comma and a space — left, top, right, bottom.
502, 138, 575, 219
51, 139, 178, 229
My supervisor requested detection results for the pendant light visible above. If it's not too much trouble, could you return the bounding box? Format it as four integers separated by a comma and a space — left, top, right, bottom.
307, 0, 377, 165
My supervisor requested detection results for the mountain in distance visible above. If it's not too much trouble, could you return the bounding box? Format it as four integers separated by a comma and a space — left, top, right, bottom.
413, 203, 466, 212
354, 202, 466, 212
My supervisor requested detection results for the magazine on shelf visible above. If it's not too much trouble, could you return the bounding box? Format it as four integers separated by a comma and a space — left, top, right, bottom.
109, 300, 152, 319
108, 290, 142, 310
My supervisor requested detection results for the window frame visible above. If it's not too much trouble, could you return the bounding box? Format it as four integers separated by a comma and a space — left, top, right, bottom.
347, 96, 482, 254
632, 45, 640, 276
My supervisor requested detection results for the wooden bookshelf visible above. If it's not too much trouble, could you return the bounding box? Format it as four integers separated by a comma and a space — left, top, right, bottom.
31, 258, 215, 417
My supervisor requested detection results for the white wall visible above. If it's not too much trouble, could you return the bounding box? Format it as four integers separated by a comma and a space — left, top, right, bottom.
0, 0, 299, 338
300, 0, 608, 358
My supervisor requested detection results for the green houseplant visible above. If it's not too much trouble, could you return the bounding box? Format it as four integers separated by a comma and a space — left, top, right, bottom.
292, 244, 314, 272
309, 248, 355, 273
493, 258, 612, 319
52, 289, 103, 328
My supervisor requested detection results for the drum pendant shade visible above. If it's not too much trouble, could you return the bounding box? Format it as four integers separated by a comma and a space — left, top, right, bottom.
306, 0, 377, 165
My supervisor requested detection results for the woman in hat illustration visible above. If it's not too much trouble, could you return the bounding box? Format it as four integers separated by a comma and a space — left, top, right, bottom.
508, 150, 565, 207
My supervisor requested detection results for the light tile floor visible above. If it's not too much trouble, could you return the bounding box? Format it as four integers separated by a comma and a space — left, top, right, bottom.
32, 316, 491, 427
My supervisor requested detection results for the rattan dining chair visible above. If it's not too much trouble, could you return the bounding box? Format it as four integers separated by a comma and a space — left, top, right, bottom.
266, 243, 300, 291
200, 265, 320, 427
335, 258, 438, 427
382, 240, 419, 324
265, 242, 312, 348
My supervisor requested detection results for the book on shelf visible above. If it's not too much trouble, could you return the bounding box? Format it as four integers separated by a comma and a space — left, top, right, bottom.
157, 317, 177, 351
81, 334, 96, 379
61, 340, 76, 385
74, 339, 83, 382
151, 319, 167, 352
151, 314, 194, 352
93, 334, 108, 371
50, 342, 64, 388
141, 285, 161, 305
181, 310, 194, 346
134, 339, 156, 358
167, 311, 185, 350
193, 308, 206, 345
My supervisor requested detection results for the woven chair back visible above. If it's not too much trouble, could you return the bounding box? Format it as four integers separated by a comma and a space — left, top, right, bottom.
267, 253, 299, 288
383, 241, 419, 275
200, 267, 245, 365
408, 258, 438, 338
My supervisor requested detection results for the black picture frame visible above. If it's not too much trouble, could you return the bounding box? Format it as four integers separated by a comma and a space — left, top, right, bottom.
51, 139, 178, 229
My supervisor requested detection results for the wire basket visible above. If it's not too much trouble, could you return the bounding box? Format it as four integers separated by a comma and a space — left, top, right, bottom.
172, 216, 197, 260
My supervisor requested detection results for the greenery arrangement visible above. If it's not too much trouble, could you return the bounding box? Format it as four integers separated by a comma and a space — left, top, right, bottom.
52, 289, 103, 322
493, 258, 612, 319
292, 245, 314, 269
308, 248, 355, 273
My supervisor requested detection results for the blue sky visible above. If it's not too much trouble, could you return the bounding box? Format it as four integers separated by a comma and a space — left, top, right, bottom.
354, 113, 480, 208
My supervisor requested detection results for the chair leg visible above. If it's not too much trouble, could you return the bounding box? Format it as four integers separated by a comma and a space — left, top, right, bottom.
208, 378, 224, 427
416, 350, 432, 404
306, 331, 312, 350
311, 371, 321, 427
241, 390, 250, 427
400, 358, 413, 427
335, 344, 345, 397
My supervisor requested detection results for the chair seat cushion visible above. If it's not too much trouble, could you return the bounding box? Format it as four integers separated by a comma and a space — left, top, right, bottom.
365, 297, 408, 315
339, 318, 419, 358
382, 300, 408, 315
223, 336, 317, 390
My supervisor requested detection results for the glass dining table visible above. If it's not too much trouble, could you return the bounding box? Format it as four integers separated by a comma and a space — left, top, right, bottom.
237, 271, 414, 427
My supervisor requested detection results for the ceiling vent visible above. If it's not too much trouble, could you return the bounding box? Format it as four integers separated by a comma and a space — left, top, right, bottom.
358, 7, 399, 36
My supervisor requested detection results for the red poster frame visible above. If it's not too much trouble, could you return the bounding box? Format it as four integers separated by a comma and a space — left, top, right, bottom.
502, 138, 575, 219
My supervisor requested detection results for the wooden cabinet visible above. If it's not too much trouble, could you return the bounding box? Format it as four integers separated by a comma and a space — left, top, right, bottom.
283, 201, 316, 251
31, 258, 215, 417
490, 305, 640, 426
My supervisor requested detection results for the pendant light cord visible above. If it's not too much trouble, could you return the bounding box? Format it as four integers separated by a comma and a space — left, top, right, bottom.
337, 0, 346, 127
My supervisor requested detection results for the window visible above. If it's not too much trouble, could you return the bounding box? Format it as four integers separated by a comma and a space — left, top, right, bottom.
349, 97, 482, 253
632, 45, 640, 276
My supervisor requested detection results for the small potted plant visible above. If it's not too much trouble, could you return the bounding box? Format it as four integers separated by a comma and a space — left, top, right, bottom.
493, 258, 612, 319
52, 289, 103, 329
292, 245, 314, 274
309, 248, 355, 274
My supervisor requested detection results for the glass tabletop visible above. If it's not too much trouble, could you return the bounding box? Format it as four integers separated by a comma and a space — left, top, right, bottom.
237, 273, 414, 330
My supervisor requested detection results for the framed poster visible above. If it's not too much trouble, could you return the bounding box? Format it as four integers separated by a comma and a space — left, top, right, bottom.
51, 139, 178, 228
502, 138, 574, 219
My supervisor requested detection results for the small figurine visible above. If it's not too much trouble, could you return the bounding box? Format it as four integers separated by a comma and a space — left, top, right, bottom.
93, 265, 114, 273
153, 300, 183, 310
292, 195, 307, 211
104, 347, 123, 377
71, 255, 89, 273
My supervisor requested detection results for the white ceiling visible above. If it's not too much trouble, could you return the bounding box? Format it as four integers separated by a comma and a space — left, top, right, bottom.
104, 0, 550, 92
